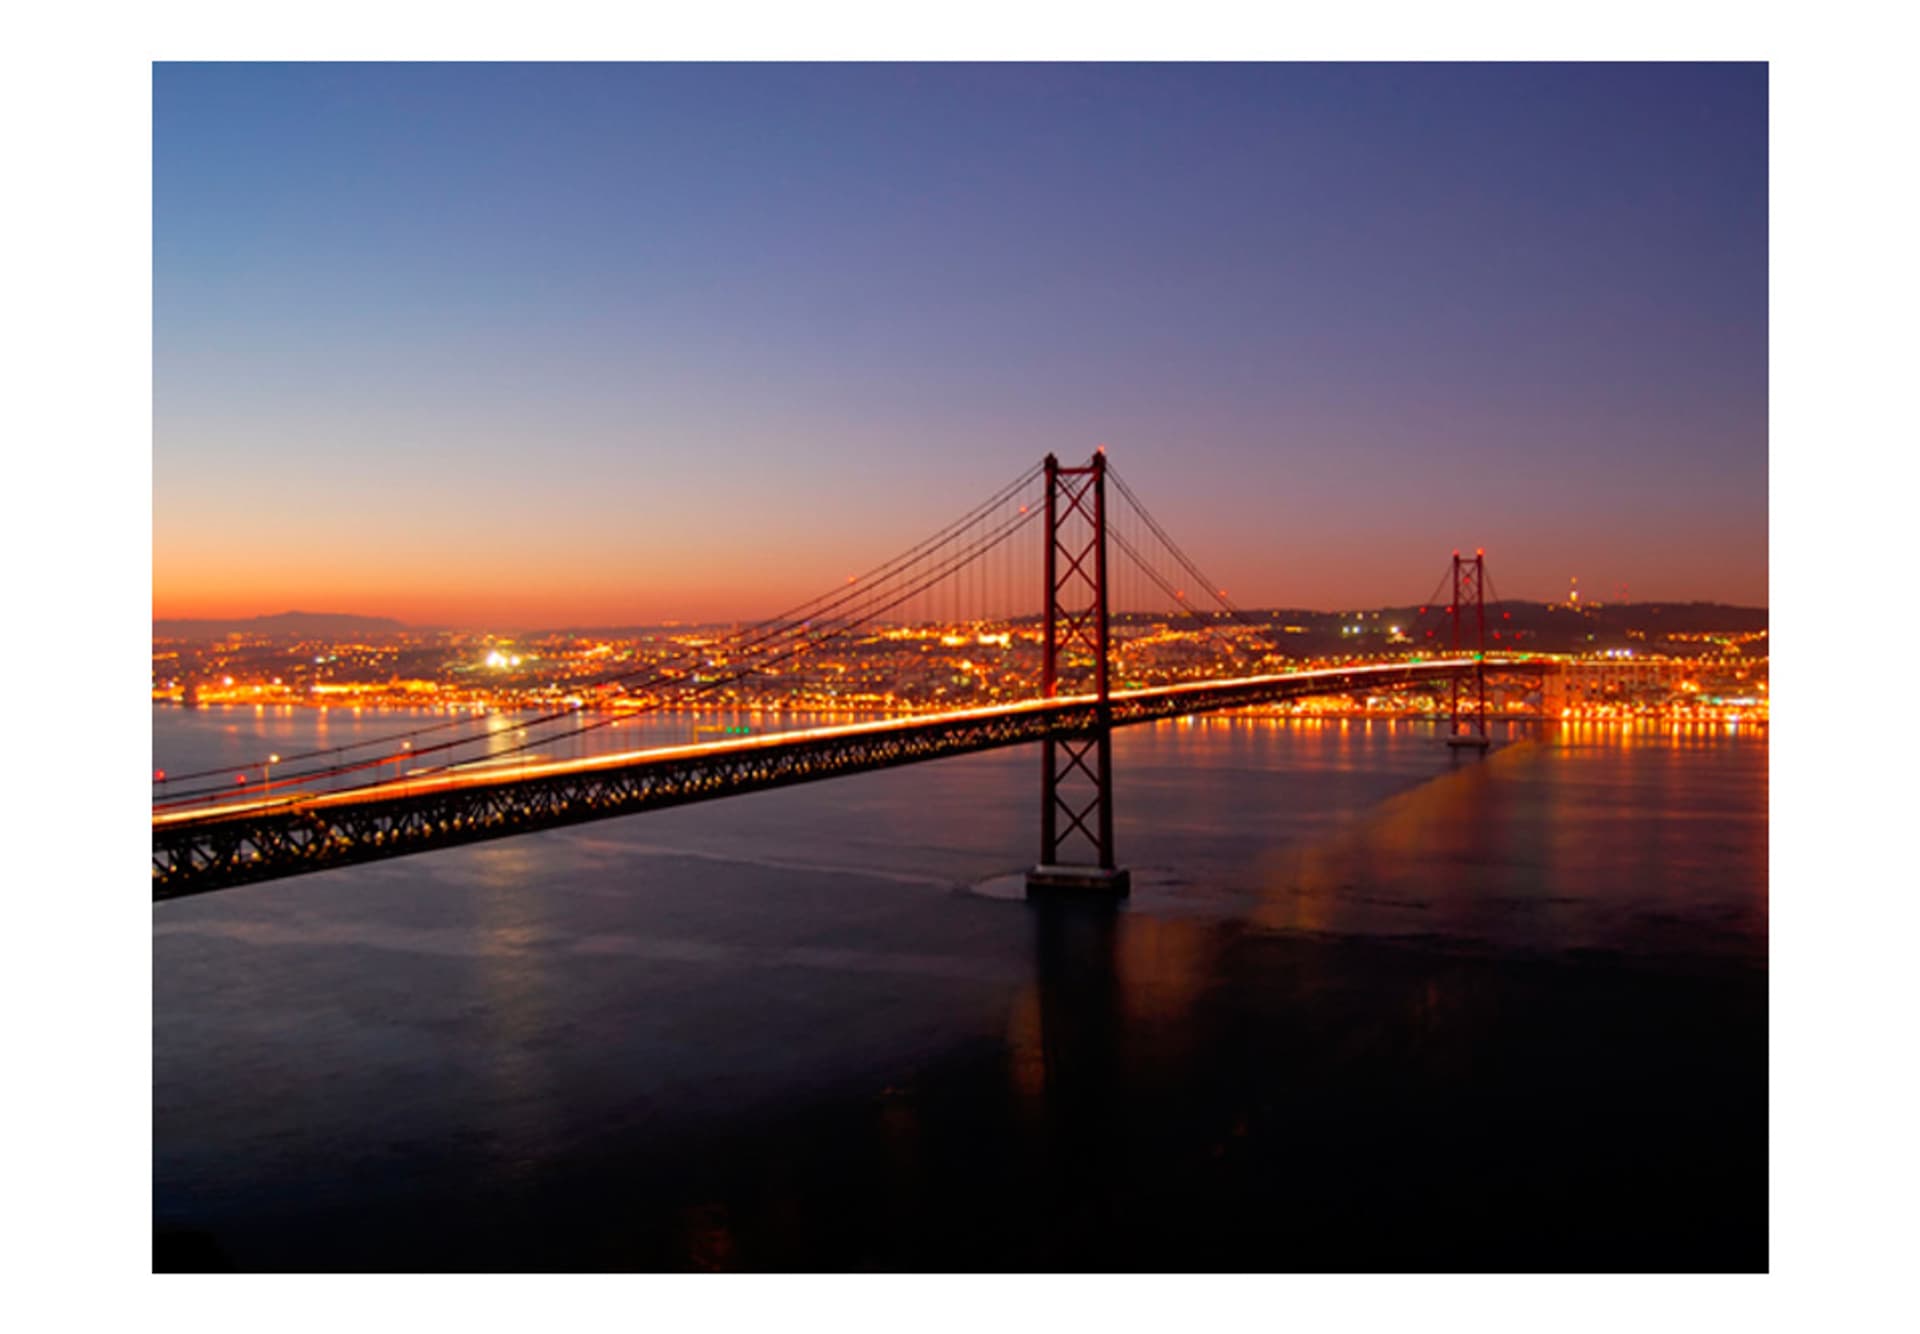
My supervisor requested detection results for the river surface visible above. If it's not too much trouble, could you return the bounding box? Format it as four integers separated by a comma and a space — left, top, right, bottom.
152, 707, 1767, 1271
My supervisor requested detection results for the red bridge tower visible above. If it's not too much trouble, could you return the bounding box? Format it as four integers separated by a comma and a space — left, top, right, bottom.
1027, 451, 1131, 895
1448, 548, 1492, 749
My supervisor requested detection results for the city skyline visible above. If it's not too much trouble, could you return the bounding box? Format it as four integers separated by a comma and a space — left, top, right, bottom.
131, 40, 1799, 1287
155, 62, 1767, 625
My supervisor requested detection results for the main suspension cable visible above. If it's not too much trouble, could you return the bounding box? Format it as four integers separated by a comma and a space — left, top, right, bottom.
156, 463, 1043, 797
159, 498, 1047, 812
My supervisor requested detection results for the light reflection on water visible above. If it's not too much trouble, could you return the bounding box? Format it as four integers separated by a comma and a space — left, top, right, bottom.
153, 706, 1765, 962
153, 709, 1765, 1269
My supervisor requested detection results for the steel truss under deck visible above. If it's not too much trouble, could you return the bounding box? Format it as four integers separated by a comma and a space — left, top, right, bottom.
153, 660, 1523, 901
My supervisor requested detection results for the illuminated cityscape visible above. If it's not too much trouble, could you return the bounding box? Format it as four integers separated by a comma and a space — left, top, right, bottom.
141, 57, 1778, 1285
152, 604, 1768, 725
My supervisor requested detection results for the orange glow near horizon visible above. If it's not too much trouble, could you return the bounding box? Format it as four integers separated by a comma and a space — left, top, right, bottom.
153, 542, 1767, 631
150, 547, 849, 629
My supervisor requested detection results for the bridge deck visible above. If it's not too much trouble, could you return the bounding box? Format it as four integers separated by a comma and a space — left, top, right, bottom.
153, 658, 1531, 900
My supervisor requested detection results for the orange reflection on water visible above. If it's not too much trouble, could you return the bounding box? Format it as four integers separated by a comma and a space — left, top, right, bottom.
1006, 909, 1219, 1116
469, 839, 564, 1180
1114, 916, 1213, 1029
1246, 748, 1505, 942
1006, 988, 1048, 1105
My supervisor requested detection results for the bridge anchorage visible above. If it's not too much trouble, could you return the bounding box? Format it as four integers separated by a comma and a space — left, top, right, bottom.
1027, 449, 1130, 898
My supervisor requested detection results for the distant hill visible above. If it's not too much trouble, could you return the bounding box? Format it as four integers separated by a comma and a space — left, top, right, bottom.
151, 611, 410, 642
149, 601, 1767, 644
1339, 600, 1767, 629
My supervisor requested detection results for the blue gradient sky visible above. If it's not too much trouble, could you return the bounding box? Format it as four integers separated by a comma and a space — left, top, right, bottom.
154, 62, 1766, 626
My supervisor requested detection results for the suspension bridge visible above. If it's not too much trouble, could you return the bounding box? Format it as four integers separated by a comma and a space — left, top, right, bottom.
153, 451, 1538, 902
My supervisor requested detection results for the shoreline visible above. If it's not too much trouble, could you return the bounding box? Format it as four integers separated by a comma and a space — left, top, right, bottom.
150, 698, 1766, 727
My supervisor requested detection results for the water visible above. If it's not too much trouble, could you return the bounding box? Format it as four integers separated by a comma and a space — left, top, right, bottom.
152, 708, 1767, 1271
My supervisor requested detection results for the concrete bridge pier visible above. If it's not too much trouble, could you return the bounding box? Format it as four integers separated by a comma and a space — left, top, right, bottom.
1027, 863, 1132, 896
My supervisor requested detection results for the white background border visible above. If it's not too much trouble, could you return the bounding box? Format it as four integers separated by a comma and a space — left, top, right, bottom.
5, 0, 1907, 1326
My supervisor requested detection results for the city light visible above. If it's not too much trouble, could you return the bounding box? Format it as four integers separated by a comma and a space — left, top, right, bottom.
152, 601, 1766, 797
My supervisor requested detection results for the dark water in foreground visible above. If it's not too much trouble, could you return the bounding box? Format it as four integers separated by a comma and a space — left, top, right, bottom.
153, 713, 1767, 1271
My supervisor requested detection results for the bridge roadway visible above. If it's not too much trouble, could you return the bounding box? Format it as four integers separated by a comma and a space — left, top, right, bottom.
153, 657, 1535, 901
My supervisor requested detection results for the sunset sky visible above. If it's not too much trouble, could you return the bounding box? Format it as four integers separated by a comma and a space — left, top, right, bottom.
154, 62, 1766, 628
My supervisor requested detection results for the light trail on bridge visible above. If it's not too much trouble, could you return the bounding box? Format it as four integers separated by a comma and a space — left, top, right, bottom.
152, 658, 1539, 900
149, 449, 1602, 901
151, 461, 1053, 805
